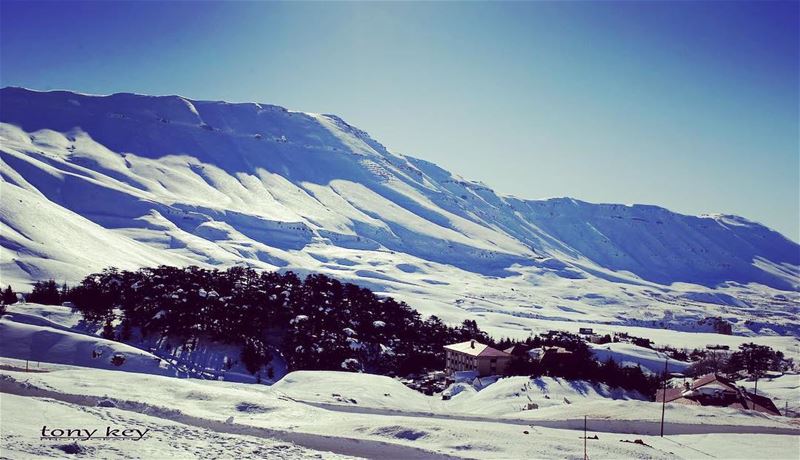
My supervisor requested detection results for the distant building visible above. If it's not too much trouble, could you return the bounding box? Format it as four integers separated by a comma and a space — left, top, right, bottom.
503, 344, 531, 357
578, 327, 594, 335
539, 346, 576, 367
587, 334, 607, 344
656, 373, 780, 416
527, 347, 544, 360
544, 330, 566, 338
503, 346, 551, 362
444, 340, 511, 376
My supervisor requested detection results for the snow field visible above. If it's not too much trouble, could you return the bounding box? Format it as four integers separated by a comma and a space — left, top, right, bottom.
2, 360, 799, 459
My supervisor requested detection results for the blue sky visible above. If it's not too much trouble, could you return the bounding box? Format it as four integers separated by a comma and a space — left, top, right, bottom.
2, 1, 798, 240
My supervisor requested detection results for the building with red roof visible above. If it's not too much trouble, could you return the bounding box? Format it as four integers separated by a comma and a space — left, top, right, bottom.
656, 373, 781, 416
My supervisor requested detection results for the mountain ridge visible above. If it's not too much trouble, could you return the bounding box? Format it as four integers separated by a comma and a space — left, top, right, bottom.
0, 87, 790, 231
1, 87, 798, 337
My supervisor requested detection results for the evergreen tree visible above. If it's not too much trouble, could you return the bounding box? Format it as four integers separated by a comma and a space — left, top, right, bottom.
687, 349, 727, 376
1, 285, 16, 305
101, 319, 115, 339
729, 343, 778, 393
28, 280, 61, 305
241, 338, 272, 374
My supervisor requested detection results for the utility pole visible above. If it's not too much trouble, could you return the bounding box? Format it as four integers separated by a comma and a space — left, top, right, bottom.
660, 357, 668, 437
584, 415, 588, 460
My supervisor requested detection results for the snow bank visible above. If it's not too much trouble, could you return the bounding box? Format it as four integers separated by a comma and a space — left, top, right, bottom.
274, 370, 435, 412
275, 371, 647, 418
0, 313, 172, 375
447, 376, 646, 416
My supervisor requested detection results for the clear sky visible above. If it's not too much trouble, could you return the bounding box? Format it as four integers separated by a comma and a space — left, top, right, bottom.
1, 1, 798, 241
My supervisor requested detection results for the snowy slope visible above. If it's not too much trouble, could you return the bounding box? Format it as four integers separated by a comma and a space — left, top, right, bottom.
0, 310, 173, 375
1, 303, 285, 383
274, 372, 647, 417
2, 361, 799, 459
445, 376, 647, 415
1, 87, 798, 339
589, 342, 691, 374
274, 370, 437, 412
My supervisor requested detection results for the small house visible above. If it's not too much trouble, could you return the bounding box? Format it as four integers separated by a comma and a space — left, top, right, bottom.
656, 373, 780, 416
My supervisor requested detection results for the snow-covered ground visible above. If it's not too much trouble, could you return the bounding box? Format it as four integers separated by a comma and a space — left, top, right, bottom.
1, 304, 799, 458
274, 371, 647, 417
0, 306, 798, 459
1, 392, 355, 460
0, 308, 174, 376
2, 358, 798, 459
1, 303, 283, 382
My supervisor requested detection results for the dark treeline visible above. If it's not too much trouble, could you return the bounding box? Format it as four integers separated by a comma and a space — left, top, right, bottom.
49, 266, 493, 376
27, 266, 677, 397
497, 333, 662, 396
25, 280, 67, 306
685, 343, 788, 378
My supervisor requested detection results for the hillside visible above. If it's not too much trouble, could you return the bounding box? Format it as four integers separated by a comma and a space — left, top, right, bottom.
1, 87, 798, 338
0, 306, 173, 375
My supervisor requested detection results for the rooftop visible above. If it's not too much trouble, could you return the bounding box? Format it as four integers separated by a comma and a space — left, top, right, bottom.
657, 373, 781, 416
444, 340, 510, 358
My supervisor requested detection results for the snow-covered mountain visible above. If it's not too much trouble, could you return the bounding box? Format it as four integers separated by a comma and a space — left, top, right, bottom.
1, 87, 798, 337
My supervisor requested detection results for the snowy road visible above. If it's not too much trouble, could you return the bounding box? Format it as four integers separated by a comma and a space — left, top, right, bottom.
0, 376, 463, 460
290, 399, 800, 437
